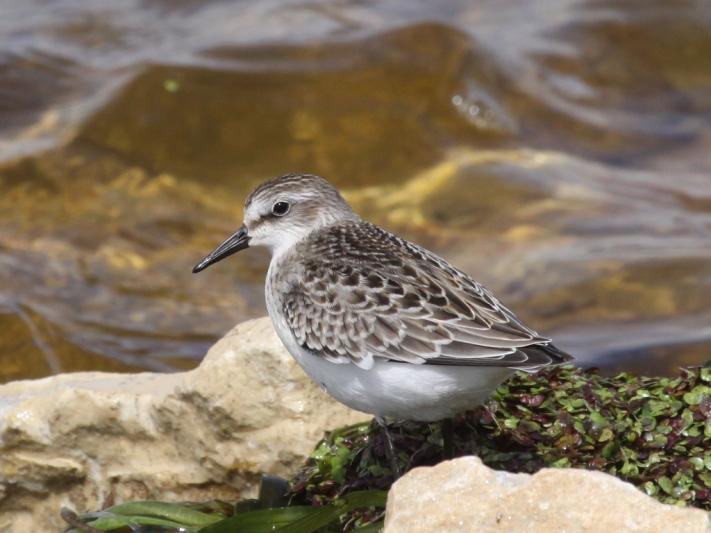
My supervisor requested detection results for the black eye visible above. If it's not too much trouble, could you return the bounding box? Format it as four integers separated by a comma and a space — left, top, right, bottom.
272, 201, 290, 216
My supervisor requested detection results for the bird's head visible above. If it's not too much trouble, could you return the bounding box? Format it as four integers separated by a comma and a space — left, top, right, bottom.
192, 173, 357, 273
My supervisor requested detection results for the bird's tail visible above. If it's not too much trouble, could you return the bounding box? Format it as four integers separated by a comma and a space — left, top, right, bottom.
515, 342, 574, 372
537, 342, 574, 364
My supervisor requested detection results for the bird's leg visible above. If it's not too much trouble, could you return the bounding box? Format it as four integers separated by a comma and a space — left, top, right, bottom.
470, 421, 480, 457
375, 416, 401, 477
441, 418, 455, 459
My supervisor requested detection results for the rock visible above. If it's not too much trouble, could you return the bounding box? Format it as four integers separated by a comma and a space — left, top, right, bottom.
0, 317, 369, 532
385, 456, 710, 533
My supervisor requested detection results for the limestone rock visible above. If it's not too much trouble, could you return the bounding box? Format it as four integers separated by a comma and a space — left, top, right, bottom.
385, 456, 710, 533
0, 317, 368, 532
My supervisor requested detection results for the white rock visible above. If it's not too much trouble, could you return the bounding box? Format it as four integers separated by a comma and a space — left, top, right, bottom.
385, 456, 710, 533
0, 317, 368, 532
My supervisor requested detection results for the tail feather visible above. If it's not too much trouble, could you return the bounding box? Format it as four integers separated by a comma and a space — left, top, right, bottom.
515, 342, 574, 372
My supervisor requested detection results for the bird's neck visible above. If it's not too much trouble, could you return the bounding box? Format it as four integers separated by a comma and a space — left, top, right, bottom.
269, 214, 359, 263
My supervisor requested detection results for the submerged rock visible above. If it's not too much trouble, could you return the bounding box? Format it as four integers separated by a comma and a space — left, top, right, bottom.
0, 317, 368, 532
385, 456, 711, 533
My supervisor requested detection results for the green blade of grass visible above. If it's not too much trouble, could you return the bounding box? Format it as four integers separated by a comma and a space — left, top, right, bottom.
101, 501, 223, 526
199, 506, 319, 533
88, 513, 203, 530
278, 490, 388, 533
276, 491, 387, 533
199, 491, 387, 533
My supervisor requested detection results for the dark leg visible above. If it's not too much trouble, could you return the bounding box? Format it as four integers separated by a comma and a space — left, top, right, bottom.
441, 418, 455, 459
375, 416, 401, 477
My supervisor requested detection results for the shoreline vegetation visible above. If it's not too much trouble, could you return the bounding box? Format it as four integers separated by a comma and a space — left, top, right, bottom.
63, 364, 711, 532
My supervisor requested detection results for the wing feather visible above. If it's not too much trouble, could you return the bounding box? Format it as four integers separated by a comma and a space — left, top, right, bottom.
279, 222, 572, 371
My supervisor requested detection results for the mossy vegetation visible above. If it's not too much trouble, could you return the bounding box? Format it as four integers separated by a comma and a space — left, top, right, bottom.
63, 365, 711, 532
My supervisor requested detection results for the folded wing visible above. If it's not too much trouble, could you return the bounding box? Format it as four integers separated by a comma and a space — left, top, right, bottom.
282, 223, 572, 371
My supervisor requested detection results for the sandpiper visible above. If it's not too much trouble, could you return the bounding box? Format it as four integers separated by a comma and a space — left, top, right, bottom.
193, 173, 572, 422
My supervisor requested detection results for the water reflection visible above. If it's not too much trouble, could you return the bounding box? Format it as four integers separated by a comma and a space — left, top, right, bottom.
0, 0, 710, 382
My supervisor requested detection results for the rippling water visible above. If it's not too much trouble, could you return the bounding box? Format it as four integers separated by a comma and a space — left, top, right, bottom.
1, 0, 710, 382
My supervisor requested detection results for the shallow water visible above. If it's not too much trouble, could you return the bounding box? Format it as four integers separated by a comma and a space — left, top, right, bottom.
1, 0, 710, 382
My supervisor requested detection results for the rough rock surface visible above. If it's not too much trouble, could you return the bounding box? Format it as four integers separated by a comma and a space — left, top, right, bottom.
0, 317, 368, 532
385, 456, 710, 533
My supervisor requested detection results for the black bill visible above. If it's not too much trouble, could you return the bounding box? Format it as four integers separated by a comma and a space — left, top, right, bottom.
192, 225, 250, 273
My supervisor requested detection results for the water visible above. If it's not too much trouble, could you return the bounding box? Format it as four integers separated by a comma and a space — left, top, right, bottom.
1, 0, 710, 382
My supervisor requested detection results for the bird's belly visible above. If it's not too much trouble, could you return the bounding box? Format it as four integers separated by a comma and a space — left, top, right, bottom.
295, 350, 513, 421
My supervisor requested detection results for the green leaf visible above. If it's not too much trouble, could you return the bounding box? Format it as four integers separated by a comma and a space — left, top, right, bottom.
645, 400, 671, 417
658, 477, 674, 495
601, 441, 617, 459
643, 481, 658, 496
689, 456, 704, 471
101, 501, 223, 526
503, 417, 519, 429
277, 491, 387, 533
200, 491, 387, 533
598, 428, 614, 442
620, 461, 638, 477
88, 513, 202, 531
686, 425, 701, 437
589, 411, 610, 429
680, 410, 695, 432
640, 416, 656, 431
200, 506, 318, 533
683, 386, 710, 406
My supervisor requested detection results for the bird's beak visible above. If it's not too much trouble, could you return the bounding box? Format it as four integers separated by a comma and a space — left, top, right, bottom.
192, 224, 250, 273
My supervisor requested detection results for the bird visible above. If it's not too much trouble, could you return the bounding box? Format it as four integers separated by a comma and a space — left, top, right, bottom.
192, 173, 573, 424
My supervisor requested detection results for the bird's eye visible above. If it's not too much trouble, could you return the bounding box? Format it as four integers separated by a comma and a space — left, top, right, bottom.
272, 201, 290, 216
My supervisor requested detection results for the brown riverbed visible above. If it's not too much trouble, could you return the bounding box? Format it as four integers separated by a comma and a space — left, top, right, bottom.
1, 1, 710, 382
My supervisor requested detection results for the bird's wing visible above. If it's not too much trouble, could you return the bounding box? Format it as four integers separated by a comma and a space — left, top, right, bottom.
281, 226, 566, 371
